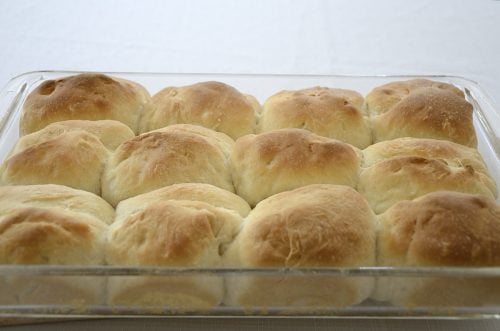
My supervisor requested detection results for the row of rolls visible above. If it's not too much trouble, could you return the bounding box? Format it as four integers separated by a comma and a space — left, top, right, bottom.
3, 73, 497, 210
21, 73, 476, 146
3, 118, 496, 211
0, 73, 499, 309
1, 183, 499, 308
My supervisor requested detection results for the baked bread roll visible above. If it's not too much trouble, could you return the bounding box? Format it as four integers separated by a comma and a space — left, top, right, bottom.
365, 78, 465, 116
21, 73, 150, 135
259, 87, 371, 148
366, 79, 475, 146
358, 156, 497, 214
362, 137, 490, 176
224, 184, 376, 307
0, 193, 110, 305
107, 190, 244, 308
374, 191, 500, 306
139, 81, 260, 139
12, 120, 135, 153
102, 124, 234, 206
231, 128, 361, 206
0, 207, 107, 265
372, 88, 475, 146
1, 130, 109, 195
0, 184, 114, 225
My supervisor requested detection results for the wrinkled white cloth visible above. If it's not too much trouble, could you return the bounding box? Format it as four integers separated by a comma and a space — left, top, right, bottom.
1, 0, 500, 329
0, 0, 499, 109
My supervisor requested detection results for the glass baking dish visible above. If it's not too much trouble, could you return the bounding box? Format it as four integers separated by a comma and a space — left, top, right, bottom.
0, 71, 499, 319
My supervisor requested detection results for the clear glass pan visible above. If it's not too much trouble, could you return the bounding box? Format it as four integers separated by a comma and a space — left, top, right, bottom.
0, 71, 499, 319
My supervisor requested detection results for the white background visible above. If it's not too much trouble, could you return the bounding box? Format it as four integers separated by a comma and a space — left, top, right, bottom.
1, 0, 500, 109
1, 0, 500, 330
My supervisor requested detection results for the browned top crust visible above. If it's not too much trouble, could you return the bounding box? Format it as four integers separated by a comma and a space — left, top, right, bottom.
366, 78, 465, 115
139, 81, 259, 139
259, 87, 371, 148
378, 191, 500, 266
21, 73, 150, 134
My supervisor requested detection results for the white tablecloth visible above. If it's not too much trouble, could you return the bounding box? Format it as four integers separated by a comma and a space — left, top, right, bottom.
1, 0, 500, 329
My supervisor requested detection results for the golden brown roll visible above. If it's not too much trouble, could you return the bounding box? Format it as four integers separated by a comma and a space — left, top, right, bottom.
224, 184, 376, 307
139, 81, 260, 140
0, 205, 109, 305
362, 137, 490, 175
12, 120, 135, 153
21, 73, 150, 135
358, 156, 497, 214
107, 191, 244, 308
365, 78, 465, 116
259, 87, 371, 148
102, 124, 234, 206
374, 191, 500, 306
0, 130, 109, 195
368, 83, 476, 146
231, 128, 361, 206
0, 184, 115, 225
0, 207, 107, 265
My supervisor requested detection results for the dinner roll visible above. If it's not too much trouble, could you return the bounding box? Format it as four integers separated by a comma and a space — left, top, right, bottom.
107, 194, 244, 308
12, 120, 135, 153
139, 81, 260, 140
1, 130, 109, 195
102, 124, 234, 206
0, 206, 108, 305
0, 207, 107, 265
259, 87, 371, 148
224, 184, 376, 307
0, 184, 114, 225
374, 191, 500, 306
365, 78, 465, 116
371, 87, 476, 146
362, 137, 490, 176
231, 128, 361, 206
115, 183, 251, 219
358, 156, 497, 214
21, 73, 150, 135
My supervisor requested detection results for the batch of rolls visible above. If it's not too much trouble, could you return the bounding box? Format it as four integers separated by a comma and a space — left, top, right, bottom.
0, 73, 499, 309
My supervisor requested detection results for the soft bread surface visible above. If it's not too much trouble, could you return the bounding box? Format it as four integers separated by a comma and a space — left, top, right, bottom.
259, 87, 371, 148
371, 87, 476, 146
0, 196, 109, 304
109, 199, 243, 266
116, 183, 251, 218
107, 194, 244, 307
0, 184, 114, 225
139, 81, 260, 139
378, 191, 500, 267
362, 137, 490, 175
12, 120, 135, 153
102, 124, 234, 206
1, 130, 109, 195
231, 128, 361, 206
226, 184, 376, 267
374, 191, 500, 306
0, 207, 107, 265
224, 184, 375, 307
21, 73, 150, 135
365, 78, 465, 116
358, 156, 497, 214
